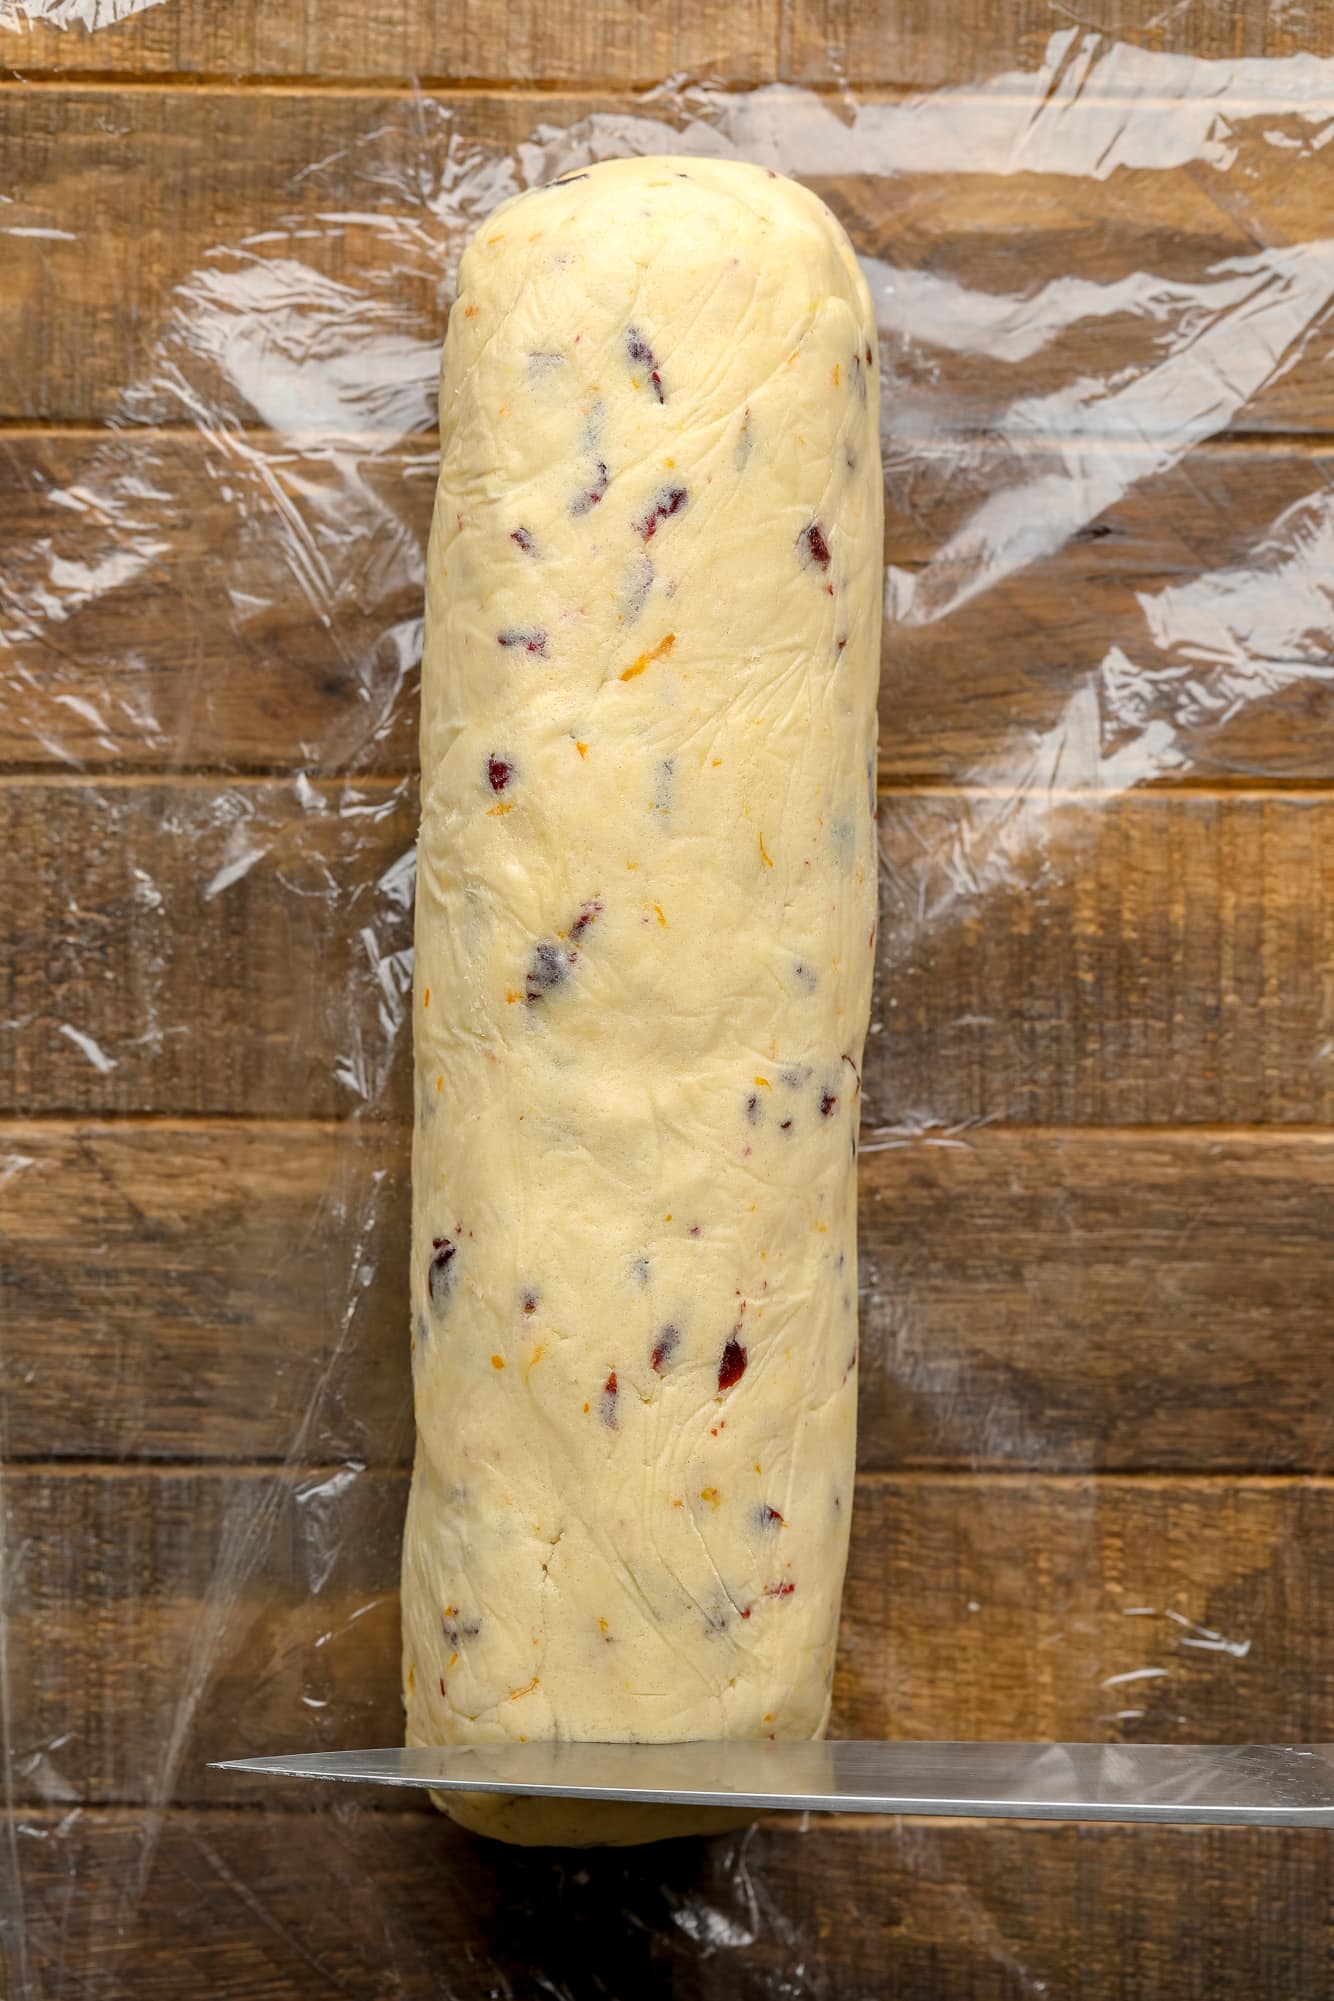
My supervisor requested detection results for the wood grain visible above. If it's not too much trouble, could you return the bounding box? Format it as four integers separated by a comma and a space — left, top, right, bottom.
6, 0, 1329, 86
6, 1120, 1334, 1472
11, 1805, 1332, 2001
784, 0, 1334, 85
0, 427, 431, 776
7, 1466, 1331, 1806
0, 1121, 414, 1464
0, 0, 780, 88
871, 788, 1334, 1128
6, 781, 1333, 1124
855, 1126, 1334, 1474
6, 431, 1333, 784
2, 89, 1332, 432
0, 776, 417, 1120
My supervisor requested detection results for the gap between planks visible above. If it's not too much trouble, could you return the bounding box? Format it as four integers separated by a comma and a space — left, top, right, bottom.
6, 770, 1334, 800
3, 420, 1334, 455
5, 1112, 1334, 1139
4, 1461, 1331, 1487
4, 73, 1331, 111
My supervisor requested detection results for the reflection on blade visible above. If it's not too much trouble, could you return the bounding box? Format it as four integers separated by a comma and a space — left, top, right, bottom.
212, 1741, 1334, 1826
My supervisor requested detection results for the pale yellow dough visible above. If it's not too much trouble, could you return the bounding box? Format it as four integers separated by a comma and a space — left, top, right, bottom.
403, 155, 882, 1845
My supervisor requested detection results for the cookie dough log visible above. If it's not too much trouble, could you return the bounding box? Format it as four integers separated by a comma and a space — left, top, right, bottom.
402, 155, 882, 1846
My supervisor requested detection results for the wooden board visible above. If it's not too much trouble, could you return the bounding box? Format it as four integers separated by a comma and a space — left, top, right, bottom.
6, 1120, 1334, 1472
4, 7, 1334, 1991
7, 780, 1332, 1125
7, 1466, 1331, 1806
6, 0, 1328, 85
7, 431, 1334, 785
3, 89, 1332, 432
13, 1806, 1332, 2001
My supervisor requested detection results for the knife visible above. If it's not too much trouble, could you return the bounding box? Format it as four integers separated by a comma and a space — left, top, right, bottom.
212, 1740, 1334, 1826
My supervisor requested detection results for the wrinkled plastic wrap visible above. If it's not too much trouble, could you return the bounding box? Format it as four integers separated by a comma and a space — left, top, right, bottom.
4, 23, 1334, 1998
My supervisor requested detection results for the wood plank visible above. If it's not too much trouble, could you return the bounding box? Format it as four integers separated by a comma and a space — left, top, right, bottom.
6, 0, 1330, 85
881, 439, 1334, 786
2, 88, 1332, 433
855, 1127, 1334, 1474
0, 776, 417, 1120
6, 432, 1334, 783
11, 1806, 1331, 2001
837, 1475, 1334, 1746
0, 428, 431, 776
7, 1467, 1331, 1805
0, 1121, 414, 1464
6, 1121, 1334, 1472
0, 0, 780, 87
4, 782, 1333, 1123
870, 788, 1334, 1128
785, 1, 1334, 86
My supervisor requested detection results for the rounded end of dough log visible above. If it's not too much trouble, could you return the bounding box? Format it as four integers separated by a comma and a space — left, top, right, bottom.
433, 1788, 757, 1848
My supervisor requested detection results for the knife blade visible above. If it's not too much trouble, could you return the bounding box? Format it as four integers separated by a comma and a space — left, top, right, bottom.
212, 1740, 1334, 1826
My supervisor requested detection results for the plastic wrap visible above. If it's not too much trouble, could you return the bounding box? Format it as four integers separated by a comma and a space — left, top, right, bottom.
4, 22, 1334, 1998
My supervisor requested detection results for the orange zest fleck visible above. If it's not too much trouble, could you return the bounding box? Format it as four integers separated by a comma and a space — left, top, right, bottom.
620, 632, 676, 683
583, 1400, 591, 1413
487, 801, 513, 817
436, 1075, 443, 1091
711, 758, 723, 767
700, 1487, 720, 1509
505, 989, 523, 1004
599, 1618, 609, 1633
463, 304, 479, 318
575, 740, 588, 758
509, 1677, 539, 1700
759, 833, 774, 868
407, 1664, 415, 1693
423, 986, 430, 1007
491, 1354, 505, 1370
754, 1075, 771, 1088
831, 362, 841, 388
652, 903, 667, 927
450, 1652, 459, 1667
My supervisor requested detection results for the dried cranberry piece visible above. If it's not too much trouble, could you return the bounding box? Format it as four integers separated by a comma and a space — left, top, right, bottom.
569, 898, 603, 940
487, 755, 513, 793
600, 1370, 619, 1428
798, 523, 831, 571
820, 1090, 838, 1117
717, 1337, 748, 1392
571, 461, 608, 516
498, 627, 548, 656
427, 1237, 456, 1309
635, 484, 688, 541
651, 1325, 680, 1373
510, 526, 536, 554
765, 1580, 796, 1599
626, 327, 665, 403
525, 942, 568, 1001
756, 1504, 784, 1532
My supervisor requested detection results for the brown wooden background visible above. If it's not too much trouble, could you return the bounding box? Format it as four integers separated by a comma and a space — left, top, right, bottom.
4, 2, 1334, 1996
